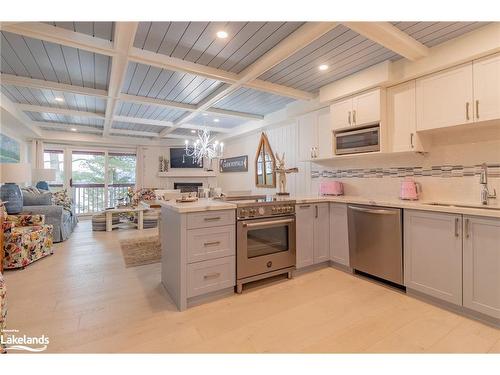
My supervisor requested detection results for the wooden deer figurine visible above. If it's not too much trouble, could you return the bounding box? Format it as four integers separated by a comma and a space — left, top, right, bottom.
275, 152, 299, 195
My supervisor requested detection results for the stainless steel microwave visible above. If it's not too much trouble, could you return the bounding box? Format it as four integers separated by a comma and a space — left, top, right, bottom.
334, 125, 380, 155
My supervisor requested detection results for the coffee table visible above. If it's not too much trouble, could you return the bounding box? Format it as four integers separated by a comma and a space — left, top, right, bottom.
103, 206, 145, 232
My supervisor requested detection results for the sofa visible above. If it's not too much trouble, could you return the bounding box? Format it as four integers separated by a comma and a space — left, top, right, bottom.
0, 272, 6, 353
21, 188, 77, 242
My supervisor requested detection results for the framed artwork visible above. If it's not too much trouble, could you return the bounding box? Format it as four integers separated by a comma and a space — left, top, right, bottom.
0, 133, 21, 163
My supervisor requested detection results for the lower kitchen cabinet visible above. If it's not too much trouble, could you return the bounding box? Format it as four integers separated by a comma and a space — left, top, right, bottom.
329, 203, 349, 267
463, 215, 500, 319
296, 203, 330, 268
404, 210, 463, 305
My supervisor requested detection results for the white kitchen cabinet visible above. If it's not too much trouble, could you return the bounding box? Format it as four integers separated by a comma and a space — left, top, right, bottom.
329, 203, 349, 267
296, 203, 330, 268
313, 203, 330, 263
331, 89, 381, 131
473, 53, 500, 123
387, 81, 424, 152
352, 89, 380, 127
317, 109, 333, 159
331, 97, 353, 130
298, 108, 332, 160
416, 63, 474, 131
463, 215, 500, 319
404, 210, 463, 305
298, 112, 318, 161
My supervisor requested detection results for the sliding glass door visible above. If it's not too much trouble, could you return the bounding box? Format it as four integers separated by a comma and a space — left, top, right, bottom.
71, 150, 136, 215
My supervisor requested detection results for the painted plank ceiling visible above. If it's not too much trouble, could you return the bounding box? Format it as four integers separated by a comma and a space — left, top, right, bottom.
259, 25, 399, 92
213, 87, 294, 116
1, 84, 106, 113
122, 62, 222, 104
133, 22, 303, 74
187, 113, 248, 129
25, 111, 104, 127
392, 22, 489, 47
44, 22, 115, 41
40, 126, 102, 134
115, 101, 187, 122
170, 127, 221, 137
111, 121, 164, 133
1, 31, 111, 90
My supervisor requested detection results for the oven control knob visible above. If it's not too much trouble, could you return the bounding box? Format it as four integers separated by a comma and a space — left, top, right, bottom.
267, 261, 272, 268
240, 209, 247, 217
271, 207, 277, 213
258, 207, 265, 216
249, 209, 256, 216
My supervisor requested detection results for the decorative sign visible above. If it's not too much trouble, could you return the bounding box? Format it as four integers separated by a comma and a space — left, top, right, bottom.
219, 155, 248, 173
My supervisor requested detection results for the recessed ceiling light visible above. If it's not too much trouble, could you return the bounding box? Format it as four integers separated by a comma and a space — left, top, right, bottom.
190, 130, 196, 133
318, 64, 329, 71
54, 97, 64, 102
213, 118, 219, 123
70, 128, 77, 132
202, 113, 208, 116
216, 31, 228, 39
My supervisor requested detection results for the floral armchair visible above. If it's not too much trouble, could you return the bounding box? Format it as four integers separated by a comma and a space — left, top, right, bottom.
0, 272, 6, 353
2, 215, 54, 270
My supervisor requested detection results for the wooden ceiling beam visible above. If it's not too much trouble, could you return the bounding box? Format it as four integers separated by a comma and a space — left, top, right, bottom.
113, 115, 232, 134
0, 93, 43, 137
16, 103, 105, 119
36, 122, 103, 133
343, 22, 429, 61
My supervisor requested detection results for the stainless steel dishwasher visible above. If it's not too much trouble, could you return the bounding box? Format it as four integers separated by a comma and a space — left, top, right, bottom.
347, 205, 403, 285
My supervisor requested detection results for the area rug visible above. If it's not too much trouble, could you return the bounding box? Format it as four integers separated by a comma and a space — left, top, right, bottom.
120, 236, 161, 268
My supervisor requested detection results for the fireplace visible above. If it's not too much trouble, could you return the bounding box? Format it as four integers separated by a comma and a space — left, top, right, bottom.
174, 182, 203, 193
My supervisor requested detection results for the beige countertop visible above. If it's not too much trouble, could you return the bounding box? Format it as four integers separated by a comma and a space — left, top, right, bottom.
291, 195, 500, 218
159, 198, 236, 213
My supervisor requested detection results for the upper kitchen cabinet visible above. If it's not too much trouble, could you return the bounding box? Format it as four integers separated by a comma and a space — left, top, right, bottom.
473, 53, 500, 123
416, 63, 474, 131
463, 215, 500, 319
298, 108, 332, 161
331, 89, 382, 131
387, 81, 424, 152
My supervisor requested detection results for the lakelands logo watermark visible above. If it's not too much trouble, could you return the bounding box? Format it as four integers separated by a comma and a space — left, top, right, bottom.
1, 329, 49, 352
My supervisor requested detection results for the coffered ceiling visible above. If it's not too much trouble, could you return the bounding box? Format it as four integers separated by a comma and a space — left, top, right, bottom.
0, 21, 488, 142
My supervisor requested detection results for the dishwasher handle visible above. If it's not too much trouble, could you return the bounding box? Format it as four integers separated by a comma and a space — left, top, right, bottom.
348, 205, 398, 215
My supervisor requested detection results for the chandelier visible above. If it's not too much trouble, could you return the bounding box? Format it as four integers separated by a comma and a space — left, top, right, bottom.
184, 128, 224, 166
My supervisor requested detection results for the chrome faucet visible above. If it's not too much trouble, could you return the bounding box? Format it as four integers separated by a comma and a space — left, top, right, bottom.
479, 163, 497, 205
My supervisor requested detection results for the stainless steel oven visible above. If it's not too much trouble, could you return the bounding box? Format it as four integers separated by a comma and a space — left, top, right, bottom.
334, 124, 380, 155
231, 198, 296, 293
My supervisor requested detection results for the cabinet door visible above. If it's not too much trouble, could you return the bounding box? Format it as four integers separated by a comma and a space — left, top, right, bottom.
298, 112, 318, 160
331, 98, 353, 130
317, 109, 333, 159
352, 89, 380, 127
295, 204, 314, 268
473, 53, 500, 123
463, 216, 500, 319
329, 203, 349, 266
387, 81, 423, 152
404, 210, 463, 305
313, 203, 330, 264
416, 63, 474, 131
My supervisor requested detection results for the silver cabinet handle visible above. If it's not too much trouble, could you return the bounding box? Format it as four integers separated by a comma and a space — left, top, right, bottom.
455, 217, 460, 237
410, 133, 414, 149
466, 102, 470, 121
310, 147, 314, 159
204, 216, 221, 221
465, 218, 470, 239
476, 100, 479, 119
352, 110, 356, 124
204, 272, 220, 280
348, 111, 351, 125
204, 241, 221, 247
299, 204, 311, 208
315, 205, 318, 218
243, 218, 295, 228
348, 206, 398, 215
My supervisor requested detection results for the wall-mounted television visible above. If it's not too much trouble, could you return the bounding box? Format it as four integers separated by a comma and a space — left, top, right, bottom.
169, 148, 203, 168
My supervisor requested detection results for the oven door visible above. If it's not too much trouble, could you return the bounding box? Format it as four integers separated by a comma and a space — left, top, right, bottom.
335, 125, 380, 155
237, 216, 296, 279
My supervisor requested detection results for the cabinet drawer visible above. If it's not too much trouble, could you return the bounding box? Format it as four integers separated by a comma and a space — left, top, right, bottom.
187, 256, 235, 298
187, 225, 235, 263
187, 210, 235, 229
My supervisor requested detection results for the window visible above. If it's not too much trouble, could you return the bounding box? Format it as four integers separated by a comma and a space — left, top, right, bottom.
43, 149, 64, 187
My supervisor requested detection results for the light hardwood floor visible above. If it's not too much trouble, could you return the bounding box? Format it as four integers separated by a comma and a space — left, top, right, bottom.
3, 220, 500, 353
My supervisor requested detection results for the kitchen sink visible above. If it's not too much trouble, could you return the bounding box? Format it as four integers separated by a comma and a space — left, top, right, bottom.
425, 202, 500, 211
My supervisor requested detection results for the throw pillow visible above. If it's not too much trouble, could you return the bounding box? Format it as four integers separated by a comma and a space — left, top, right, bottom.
22, 189, 53, 206
52, 189, 73, 211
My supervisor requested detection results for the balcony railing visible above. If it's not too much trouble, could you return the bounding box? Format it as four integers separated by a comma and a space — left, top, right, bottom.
73, 183, 135, 215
